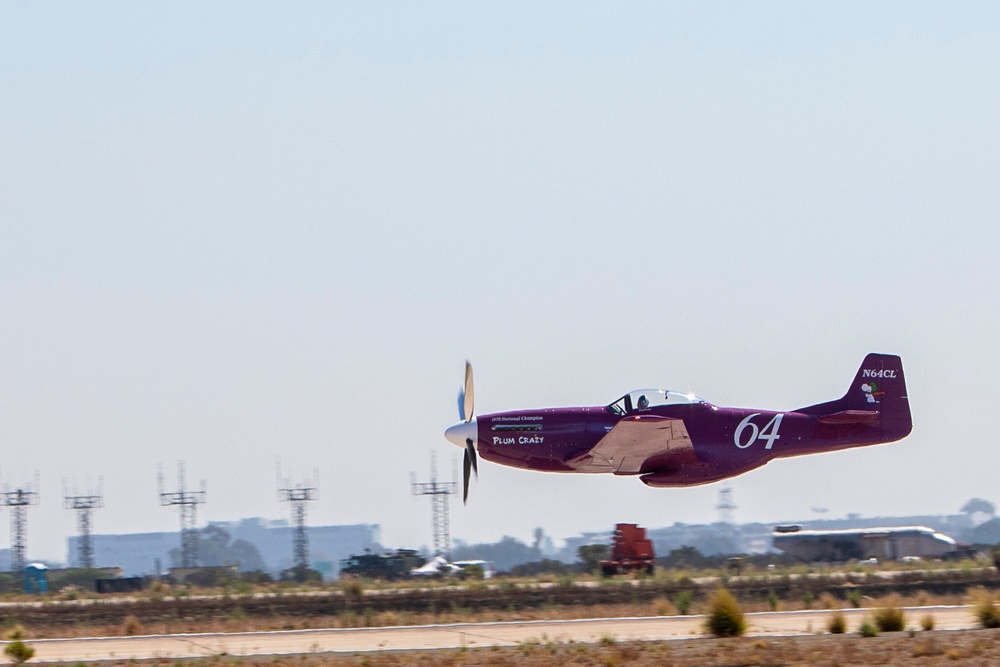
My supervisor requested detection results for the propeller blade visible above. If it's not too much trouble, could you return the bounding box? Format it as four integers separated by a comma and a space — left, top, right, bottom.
462, 447, 472, 504
466, 438, 478, 478
463, 361, 475, 422
458, 360, 478, 505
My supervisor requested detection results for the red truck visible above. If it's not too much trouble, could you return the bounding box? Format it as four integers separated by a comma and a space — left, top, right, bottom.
600, 523, 656, 576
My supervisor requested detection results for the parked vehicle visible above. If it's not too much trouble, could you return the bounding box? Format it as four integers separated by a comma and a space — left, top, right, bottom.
339, 549, 426, 580
600, 523, 655, 576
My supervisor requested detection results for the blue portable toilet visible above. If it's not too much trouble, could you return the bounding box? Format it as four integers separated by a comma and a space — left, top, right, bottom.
24, 563, 48, 594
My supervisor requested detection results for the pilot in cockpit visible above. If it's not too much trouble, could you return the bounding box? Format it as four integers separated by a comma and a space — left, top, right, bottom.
637, 394, 649, 409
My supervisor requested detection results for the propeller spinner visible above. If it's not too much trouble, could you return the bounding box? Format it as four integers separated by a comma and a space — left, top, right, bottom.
445, 361, 478, 503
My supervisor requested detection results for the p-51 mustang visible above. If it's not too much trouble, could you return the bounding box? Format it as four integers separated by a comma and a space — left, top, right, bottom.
445, 354, 911, 502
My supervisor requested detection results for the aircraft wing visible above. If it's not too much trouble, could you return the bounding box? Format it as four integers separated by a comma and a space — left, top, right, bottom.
567, 415, 697, 474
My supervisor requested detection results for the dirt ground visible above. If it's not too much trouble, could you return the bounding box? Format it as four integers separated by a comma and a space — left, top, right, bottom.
11, 593, 977, 639
25, 629, 1000, 666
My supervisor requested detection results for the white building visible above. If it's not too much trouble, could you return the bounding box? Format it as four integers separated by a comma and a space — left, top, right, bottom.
772, 525, 957, 562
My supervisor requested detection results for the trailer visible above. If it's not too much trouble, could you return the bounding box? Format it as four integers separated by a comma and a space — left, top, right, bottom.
600, 523, 655, 576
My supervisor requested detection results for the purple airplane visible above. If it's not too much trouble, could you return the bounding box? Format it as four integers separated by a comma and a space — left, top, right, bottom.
445, 354, 910, 502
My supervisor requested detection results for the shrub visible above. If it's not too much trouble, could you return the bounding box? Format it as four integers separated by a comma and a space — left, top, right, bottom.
673, 590, 693, 615
920, 614, 935, 631
827, 611, 847, 634
872, 595, 906, 632
577, 544, 610, 574
342, 578, 364, 601
767, 589, 779, 611
970, 588, 1000, 629
653, 597, 672, 616
703, 588, 746, 637
3, 628, 33, 665
846, 589, 863, 608
858, 618, 879, 637
122, 615, 144, 636
4, 640, 33, 665
517, 638, 539, 655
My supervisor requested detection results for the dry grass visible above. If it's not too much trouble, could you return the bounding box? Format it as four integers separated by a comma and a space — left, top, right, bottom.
121, 614, 144, 636
34, 631, 1000, 667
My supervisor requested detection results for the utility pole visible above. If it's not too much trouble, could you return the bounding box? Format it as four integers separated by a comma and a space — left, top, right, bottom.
63, 477, 104, 569
715, 485, 737, 526
1, 474, 40, 572
158, 462, 206, 568
276, 462, 318, 581
410, 452, 457, 558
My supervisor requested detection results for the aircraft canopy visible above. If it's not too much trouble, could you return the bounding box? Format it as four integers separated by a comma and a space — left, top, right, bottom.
608, 389, 704, 415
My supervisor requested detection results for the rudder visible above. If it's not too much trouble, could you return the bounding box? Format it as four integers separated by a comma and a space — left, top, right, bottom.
798, 353, 912, 442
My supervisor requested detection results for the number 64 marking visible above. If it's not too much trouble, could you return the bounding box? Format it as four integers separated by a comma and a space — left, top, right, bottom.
734, 413, 785, 450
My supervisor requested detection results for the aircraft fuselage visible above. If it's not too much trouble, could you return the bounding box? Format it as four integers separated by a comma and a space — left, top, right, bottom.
445, 354, 911, 489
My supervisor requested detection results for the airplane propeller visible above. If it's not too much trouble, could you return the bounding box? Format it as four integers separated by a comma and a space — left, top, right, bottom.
457, 361, 478, 503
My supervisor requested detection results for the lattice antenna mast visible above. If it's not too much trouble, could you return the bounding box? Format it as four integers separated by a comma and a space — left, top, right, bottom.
63, 476, 104, 569
158, 462, 206, 568
276, 460, 319, 575
715, 485, 737, 525
410, 451, 457, 558
1, 472, 40, 572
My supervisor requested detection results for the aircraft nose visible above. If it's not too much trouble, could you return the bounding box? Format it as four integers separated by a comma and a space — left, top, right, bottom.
445, 418, 478, 449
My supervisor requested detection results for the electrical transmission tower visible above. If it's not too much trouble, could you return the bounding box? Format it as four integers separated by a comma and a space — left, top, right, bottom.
715, 485, 737, 525
158, 462, 206, 568
63, 477, 104, 569
410, 452, 457, 558
1, 474, 40, 572
276, 462, 318, 580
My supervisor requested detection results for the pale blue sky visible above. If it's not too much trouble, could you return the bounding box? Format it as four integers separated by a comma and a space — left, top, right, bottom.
2, 2, 999, 562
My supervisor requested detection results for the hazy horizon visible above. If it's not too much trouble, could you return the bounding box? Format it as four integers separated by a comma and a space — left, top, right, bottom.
27, 493, 996, 568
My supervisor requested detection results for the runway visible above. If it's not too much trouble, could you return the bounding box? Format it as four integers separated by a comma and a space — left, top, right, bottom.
12, 605, 980, 662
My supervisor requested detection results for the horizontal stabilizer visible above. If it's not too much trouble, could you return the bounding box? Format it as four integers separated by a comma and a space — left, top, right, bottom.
815, 410, 880, 425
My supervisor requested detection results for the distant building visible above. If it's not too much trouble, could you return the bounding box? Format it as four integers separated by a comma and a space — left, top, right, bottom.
69, 519, 381, 577
772, 525, 957, 562
205, 518, 381, 577
69, 531, 175, 577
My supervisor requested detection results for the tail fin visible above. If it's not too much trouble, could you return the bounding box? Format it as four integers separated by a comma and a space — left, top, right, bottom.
798, 353, 912, 442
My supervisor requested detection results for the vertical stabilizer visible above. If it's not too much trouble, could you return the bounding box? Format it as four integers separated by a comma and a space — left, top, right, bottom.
798, 353, 911, 442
